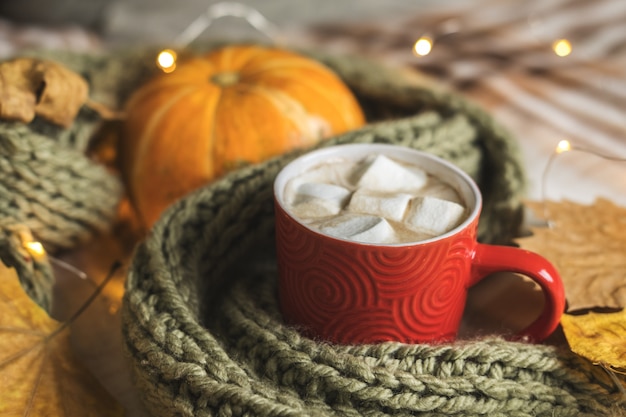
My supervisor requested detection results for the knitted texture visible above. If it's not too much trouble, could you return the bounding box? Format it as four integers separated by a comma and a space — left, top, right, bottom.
0, 121, 122, 252
121, 47, 623, 416
0, 48, 157, 255
0, 51, 135, 307
0, 223, 53, 310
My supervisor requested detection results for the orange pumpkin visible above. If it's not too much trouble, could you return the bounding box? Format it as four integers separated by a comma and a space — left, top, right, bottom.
120, 45, 365, 228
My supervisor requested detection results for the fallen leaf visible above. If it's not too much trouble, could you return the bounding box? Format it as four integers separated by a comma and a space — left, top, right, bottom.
0, 58, 88, 127
0, 261, 123, 416
561, 310, 626, 370
517, 199, 626, 311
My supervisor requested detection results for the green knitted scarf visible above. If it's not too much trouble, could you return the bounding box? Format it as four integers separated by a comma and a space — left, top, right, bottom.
0, 45, 623, 416
119, 46, 623, 416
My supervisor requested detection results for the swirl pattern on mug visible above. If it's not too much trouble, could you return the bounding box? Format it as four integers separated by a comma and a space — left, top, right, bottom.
275, 213, 321, 265
324, 307, 412, 344
279, 244, 378, 332
399, 238, 471, 339
365, 244, 449, 297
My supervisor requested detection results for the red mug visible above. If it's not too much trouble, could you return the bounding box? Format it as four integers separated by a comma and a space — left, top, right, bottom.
273, 144, 565, 344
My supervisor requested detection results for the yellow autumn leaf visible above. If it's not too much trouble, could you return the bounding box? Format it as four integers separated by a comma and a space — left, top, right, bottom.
517, 199, 626, 311
0, 261, 123, 417
561, 310, 626, 370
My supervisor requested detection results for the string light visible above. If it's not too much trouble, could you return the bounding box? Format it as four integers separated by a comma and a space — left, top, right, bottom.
156, 2, 280, 73
409, 18, 578, 63
413, 36, 433, 57
555, 139, 571, 154
156, 49, 177, 73
49, 257, 88, 280
552, 39, 572, 57
24, 240, 45, 258
20, 235, 88, 279
409, 17, 462, 59
540, 139, 626, 225
174, 1, 280, 46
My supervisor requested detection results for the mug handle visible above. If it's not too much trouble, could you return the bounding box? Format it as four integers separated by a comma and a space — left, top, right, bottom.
469, 243, 566, 342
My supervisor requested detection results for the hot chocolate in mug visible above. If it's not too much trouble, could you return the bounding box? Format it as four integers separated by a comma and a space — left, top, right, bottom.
273, 144, 565, 344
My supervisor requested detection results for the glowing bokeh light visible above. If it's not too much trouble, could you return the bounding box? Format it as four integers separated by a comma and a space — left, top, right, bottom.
552, 39, 572, 57
556, 139, 572, 154
157, 49, 177, 73
25, 241, 45, 256
413, 36, 433, 57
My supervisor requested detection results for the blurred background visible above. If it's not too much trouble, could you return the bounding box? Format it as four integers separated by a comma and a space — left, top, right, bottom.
0, 0, 441, 44
1, 0, 625, 206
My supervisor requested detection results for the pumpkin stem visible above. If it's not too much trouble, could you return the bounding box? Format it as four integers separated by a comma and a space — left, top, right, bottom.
211, 72, 240, 87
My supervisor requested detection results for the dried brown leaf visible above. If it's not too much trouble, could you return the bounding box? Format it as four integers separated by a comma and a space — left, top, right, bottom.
0, 58, 88, 127
516, 199, 626, 311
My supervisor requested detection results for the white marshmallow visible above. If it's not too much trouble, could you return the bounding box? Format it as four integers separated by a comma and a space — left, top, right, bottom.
405, 196, 465, 236
291, 200, 341, 219
415, 182, 463, 204
290, 182, 351, 218
354, 154, 427, 193
318, 214, 396, 244
347, 189, 411, 222
284, 161, 356, 205
295, 182, 351, 203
